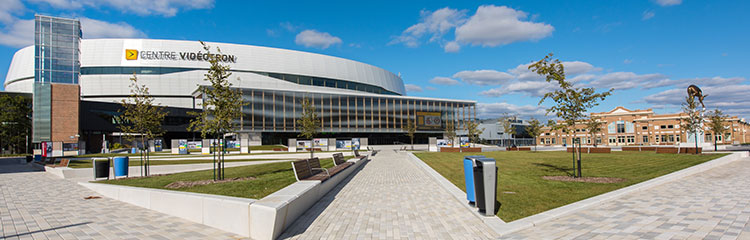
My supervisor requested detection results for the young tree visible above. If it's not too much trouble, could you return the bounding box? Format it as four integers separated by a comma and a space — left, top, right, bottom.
680, 96, 704, 154
706, 109, 728, 151
525, 118, 544, 151
119, 73, 167, 176
296, 98, 320, 158
499, 113, 517, 147
585, 117, 604, 147
529, 53, 613, 178
0, 95, 31, 154
444, 120, 457, 147
188, 41, 245, 180
464, 121, 484, 147
402, 119, 417, 150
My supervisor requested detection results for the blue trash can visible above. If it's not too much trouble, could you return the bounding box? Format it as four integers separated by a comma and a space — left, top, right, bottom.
34, 155, 42, 162
464, 155, 485, 206
113, 156, 129, 177
131, 148, 137, 154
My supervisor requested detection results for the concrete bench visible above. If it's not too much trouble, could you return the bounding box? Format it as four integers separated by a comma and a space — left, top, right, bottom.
440, 147, 460, 152
250, 155, 369, 240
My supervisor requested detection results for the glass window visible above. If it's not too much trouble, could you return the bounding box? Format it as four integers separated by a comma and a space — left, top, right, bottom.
643, 136, 649, 143
617, 123, 625, 133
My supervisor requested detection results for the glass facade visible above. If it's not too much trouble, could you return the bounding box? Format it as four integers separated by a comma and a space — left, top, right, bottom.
33, 15, 81, 142
235, 88, 475, 133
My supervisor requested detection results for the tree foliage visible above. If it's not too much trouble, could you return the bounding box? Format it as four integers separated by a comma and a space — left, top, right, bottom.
529, 53, 613, 178
464, 121, 484, 147
402, 119, 417, 150
680, 96, 704, 153
0, 95, 31, 154
444, 120, 457, 147
119, 73, 167, 176
296, 98, 320, 158
529, 53, 613, 135
119, 73, 167, 144
499, 113, 516, 139
706, 108, 727, 151
585, 117, 604, 146
187, 41, 246, 180
525, 118, 543, 151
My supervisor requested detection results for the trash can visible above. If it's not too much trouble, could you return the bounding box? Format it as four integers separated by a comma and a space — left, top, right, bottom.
93, 158, 110, 180
113, 156, 129, 177
34, 155, 42, 162
473, 157, 498, 216
26, 155, 32, 163
131, 147, 137, 154
463, 155, 485, 206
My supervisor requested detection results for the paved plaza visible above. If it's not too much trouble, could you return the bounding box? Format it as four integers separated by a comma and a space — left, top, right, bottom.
280, 148, 498, 239
504, 157, 750, 239
0, 162, 243, 240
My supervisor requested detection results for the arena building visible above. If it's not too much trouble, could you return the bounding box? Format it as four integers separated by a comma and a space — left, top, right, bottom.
3, 15, 476, 154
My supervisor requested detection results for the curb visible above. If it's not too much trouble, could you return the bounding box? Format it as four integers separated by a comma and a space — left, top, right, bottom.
407, 151, 749, 237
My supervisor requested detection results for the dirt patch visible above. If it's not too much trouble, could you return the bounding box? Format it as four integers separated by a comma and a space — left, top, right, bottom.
164, 177, 257, 189
542, 176, 626, 183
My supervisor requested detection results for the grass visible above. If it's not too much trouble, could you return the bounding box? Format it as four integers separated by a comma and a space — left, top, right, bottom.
96, 156, 351, 199
68, 158, 280, 168
414, 151, 726, 222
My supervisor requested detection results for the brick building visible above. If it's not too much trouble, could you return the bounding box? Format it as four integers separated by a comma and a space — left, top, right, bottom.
538, 107, 750, 147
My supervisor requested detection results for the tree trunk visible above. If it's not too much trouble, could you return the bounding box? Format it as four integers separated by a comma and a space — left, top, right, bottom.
695, 133, 698, 155
714, 137, 717, 151
577, 140, 582, 178
410, 137, 414, 151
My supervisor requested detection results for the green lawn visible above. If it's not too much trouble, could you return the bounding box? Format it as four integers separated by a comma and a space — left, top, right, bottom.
68, 158, 280, 168
414, 151, 726, 222
96, 156, 352, 199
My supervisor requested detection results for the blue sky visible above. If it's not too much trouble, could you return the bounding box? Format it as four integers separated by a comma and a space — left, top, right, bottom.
1, 0, 749, 120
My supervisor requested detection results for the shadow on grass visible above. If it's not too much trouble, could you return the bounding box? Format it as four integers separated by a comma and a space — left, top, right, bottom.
277, 159, 371, 238
533, 163, 576, 177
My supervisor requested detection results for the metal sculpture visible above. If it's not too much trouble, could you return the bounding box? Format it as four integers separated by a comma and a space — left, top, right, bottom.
687, 84, 707, 108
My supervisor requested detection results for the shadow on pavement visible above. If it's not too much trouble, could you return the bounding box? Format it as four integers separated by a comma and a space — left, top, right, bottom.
278, 159, 372, 239
0, 159, 42, 174
2, 222, 92, 238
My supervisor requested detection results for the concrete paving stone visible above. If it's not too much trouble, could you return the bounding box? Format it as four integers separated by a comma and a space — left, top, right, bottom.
503, 157, 750, 239
0, 163, 246, 240
279, 147, 499, 239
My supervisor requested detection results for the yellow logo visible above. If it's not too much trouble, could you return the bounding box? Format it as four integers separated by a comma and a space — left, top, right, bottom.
125, 49, 138, 60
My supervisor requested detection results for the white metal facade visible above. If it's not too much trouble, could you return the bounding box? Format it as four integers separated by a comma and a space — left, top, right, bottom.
4, 39, 407, 108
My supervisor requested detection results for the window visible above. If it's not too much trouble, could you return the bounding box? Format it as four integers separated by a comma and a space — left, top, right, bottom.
551, 138, 556, 144
643, 136, 649, 143
725, 133, 731, 141
667, 125, 674, 129
609, 137, 616, 143
617, 123, 625, 133
668, 135, 675, 142
705, 133, 713, 142
661, 125, 667, 129
627, 136, 635, 143
642, 126, 648, 130
596, 137, 602, 144
562, 138, 567, 145
617, 136, 626, 143
661, 135, 668, 142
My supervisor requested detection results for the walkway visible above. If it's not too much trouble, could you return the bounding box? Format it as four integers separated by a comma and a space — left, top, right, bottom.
279, 148, 498, 239
0, 163, 244, 240
503, 157, 750, 239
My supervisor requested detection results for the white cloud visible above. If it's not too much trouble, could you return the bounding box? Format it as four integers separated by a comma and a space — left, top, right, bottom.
29, 0, 214, 17
390, 7, 467, 47
443, 41, 460, 52
480, 81, 558, 97
477, 102, 548, 119
79, 17, 146, 38
654, 0, 682, 7
587, 72, 668, 90
425, 86, 437, 91
295, 29, 342, 49
429, 77, 460, 85
623, 59, 633, 64
508, 61, 599, 81
0, 17, 146, 48
645, 76, 746, 89
455, 5, 554, 47
453, 70, 514, 86
0, 19, 34, 48
0, 0, 24, 24
642, 10, 655, 20
404, 84, 423, 92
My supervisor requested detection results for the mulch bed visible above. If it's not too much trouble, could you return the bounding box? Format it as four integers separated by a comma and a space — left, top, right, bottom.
164, 177, 257, 189
542, 176, 626, 183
